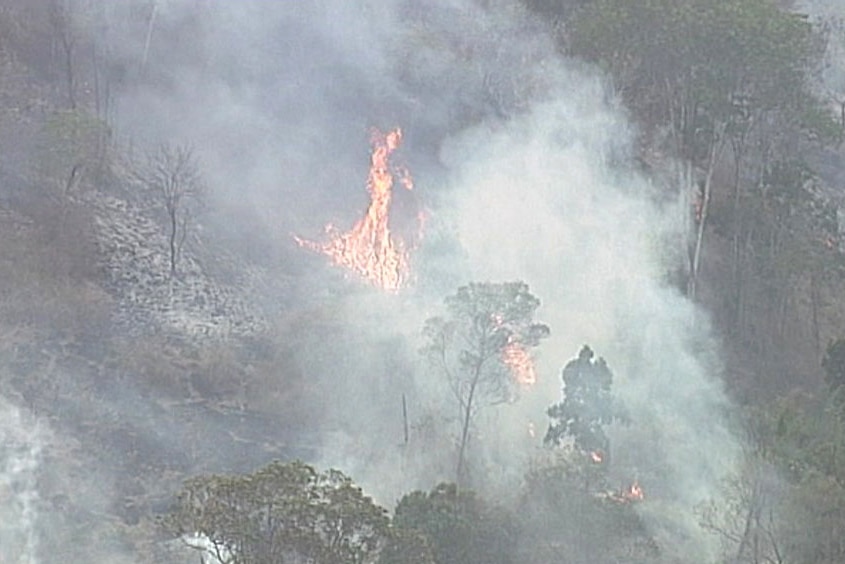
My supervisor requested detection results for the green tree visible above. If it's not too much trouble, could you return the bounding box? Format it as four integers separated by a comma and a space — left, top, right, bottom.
384, 483, 516, 564
163, 460, 388, 564
378, 528, 436, 564
559, 0, 835, 299
823, 338, 845, 392
545, 345, 619, 458
517, 452, 657, 563
738, 393, 845, 563
421, 281, 549, 484
36, 109, 111, 194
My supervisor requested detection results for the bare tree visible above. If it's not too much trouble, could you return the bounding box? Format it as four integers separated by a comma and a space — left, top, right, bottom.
136, 144, 204, 277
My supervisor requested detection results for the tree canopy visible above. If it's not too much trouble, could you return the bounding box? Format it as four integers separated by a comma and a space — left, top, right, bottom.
545, 345, 620, 456
421, 281, 549, 483
384, 483, 517, 564
162, 460, 388, 564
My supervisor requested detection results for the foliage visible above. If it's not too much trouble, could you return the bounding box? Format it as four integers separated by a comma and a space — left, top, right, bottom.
545, 345, 620, 456
421, 281, 549, 483
823, 338, 845, 392
743, 395, 845, 562
163, 460, 389, 564
697, 455, 787, 564
565, 0, 832, 147
35, 108, 110, 191
385, 483, 516, 564
378, 528, 436, 564
517, 451, 657, 563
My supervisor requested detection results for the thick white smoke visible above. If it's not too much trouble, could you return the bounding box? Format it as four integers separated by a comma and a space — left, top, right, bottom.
441, 81, 739, 558
0, 397, 46, 564
43, 0, 745, 561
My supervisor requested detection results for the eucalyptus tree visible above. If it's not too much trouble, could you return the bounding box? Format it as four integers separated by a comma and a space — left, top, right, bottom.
421, 281, 549, 484
163, 460, 389, 564
560, 0, 836, 299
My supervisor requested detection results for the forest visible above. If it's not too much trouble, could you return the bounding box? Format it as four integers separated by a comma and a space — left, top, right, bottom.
0, 0, 844, 563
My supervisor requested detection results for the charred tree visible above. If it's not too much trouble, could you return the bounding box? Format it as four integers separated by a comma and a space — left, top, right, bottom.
135, 144, 203, 277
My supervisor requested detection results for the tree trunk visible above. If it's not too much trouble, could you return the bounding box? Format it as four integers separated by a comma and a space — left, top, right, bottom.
62, 33, 75, 110
142, 1, 158, 74
688, 125, 725, 300
169, 209, 178, 276
456, 374, 479, 486
810, 270, 822, 356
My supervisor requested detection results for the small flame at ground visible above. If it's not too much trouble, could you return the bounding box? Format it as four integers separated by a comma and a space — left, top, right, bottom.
294, 127, 417, 292
598, 481, 645, 504
625, 481, 644, 501
589, 450, 604, 464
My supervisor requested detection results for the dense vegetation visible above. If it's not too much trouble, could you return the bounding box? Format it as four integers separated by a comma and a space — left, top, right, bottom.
1, 0, 844, 563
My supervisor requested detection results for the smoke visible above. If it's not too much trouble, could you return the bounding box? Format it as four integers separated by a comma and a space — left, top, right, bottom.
19, 0, 746, 561
441, 77, 738, 557
0, 396, 46, 564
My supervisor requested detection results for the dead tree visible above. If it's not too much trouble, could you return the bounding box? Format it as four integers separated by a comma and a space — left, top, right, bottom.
136, 144, 203, 277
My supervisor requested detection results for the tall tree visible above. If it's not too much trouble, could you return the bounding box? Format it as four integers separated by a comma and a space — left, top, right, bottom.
163, 460, 389, 564
558, 0, 835, 299
421, 281, 549, 484
136, 143, 204, 277
823, 338, 845, 392
545, 345, 619, 458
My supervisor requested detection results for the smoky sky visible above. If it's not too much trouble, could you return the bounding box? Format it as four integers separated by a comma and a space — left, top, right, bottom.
0, 0, 759, 562
113, 0, 741, 558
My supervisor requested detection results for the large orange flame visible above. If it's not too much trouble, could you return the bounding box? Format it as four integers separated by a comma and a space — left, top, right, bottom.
295, 127, 414, 292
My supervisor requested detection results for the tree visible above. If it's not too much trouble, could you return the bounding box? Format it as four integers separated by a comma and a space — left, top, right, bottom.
560, 0, 835, 300
162, 460, 389, 564
727, 393, 845, 563
136, 143, 204, 277
697, 455, 787, 564
517, 452, 657, 564
545, 345, 619, 458
378, 528, 435, 564
823, 338, 845, 392
421, 281, 549, 484
384, 483, 516, 564
47, 0, 78, 109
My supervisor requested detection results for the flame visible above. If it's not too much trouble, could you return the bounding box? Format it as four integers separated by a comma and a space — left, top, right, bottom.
589, 450, 604, 464
599, 481, 645, 504
491, 313, 537, 387
502, 338, 537, 386
624, 481, 644, 501
527, 421, 536, 438
295, 127, 416, 292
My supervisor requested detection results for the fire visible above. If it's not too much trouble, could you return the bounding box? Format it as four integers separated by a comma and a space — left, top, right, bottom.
624, 481, 644, 501
491, 313, 537, 387
589, 450, 604, 464
502, 337, 537, 386
598, 481, 645, 504
294, 127, 416, 292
